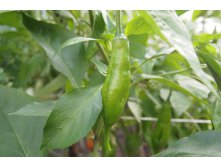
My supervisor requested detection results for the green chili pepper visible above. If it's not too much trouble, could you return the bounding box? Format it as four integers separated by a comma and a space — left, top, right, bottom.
101, 11, 131, 153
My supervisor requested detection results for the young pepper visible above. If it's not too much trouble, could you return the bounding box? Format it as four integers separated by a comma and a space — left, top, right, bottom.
101, 11, 131, 152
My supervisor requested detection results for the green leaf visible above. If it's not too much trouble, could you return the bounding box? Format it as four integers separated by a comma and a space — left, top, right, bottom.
194, 33, 221, 43
0, 85, 54, 156
192, 10, 207, 21
86, 11, 106, 59
0, 85, 34, 156
125, 16, 151, 36
155, 130, 221, 157
101, 10, 115, 33
128, 101, 142, 124
198, 51, 221, 91
170, 91, 191, 116
8, 101, 55, 156
127, 33, 148, 58
212, 100, 221, 130
58, 37, 98, 52
22, 14, 87, 88
92, 11, 106, 38
42, 85, 103, 149
9, 101, 54, 117
149, 10, 219, 100
141, 74, 205, 103
35, 74, 67, 99
0, 11, 24, 29
138, 11, 165, 39
176, 10, 188, 16
174, 75, 210, 99
90, 57, 107, 76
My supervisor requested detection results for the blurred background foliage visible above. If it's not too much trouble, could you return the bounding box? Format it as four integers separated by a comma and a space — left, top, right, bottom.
0, 10, 221, 156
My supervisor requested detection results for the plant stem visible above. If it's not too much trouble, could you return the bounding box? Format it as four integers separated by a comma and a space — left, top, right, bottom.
103, 127, 111, 156
116, 10, 122, 35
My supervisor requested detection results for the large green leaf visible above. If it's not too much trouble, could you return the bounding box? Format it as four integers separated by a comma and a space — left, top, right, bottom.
0, 85, 54, 156
8, 101, 55, 156
22, 14, 87, 87
0, 85, 34, 156
42, 85, 103, 149
149, 10, 219, 99
155, 130, 221, 157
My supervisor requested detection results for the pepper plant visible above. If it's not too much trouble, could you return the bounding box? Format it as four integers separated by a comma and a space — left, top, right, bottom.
1, 10, 221, 157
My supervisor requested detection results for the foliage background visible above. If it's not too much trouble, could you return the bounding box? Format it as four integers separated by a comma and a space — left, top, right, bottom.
1, 10, 221, 157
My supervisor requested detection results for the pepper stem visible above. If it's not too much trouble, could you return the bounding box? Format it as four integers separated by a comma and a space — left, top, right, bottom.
116, 10, 122, 35
103, 127, 111, 156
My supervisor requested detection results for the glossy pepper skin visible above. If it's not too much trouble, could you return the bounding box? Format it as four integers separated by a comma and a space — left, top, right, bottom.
102, 34, 131, 128
101, 34, 131, 153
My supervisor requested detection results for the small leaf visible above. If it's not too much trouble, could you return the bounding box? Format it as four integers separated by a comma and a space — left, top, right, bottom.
90, 57, 107, 76
58, 37, 98, 52
42, 85, 103, 149
170, 91, 191, 116
128, 101, 142, 123
155, 130, 221, 157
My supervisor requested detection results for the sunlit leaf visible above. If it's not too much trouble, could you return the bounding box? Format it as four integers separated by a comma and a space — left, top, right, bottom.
42, 85, 102, 149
